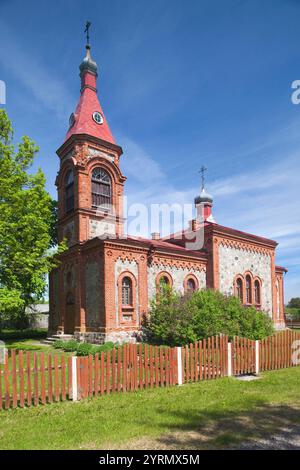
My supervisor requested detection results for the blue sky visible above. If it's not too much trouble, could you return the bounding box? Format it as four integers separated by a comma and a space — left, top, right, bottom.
0, 0, 299, 301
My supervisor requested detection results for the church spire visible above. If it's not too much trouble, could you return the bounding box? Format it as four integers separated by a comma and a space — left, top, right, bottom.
65, 22, 115, 145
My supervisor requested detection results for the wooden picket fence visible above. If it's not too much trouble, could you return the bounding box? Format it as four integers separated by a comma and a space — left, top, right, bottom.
76, 344, 178, 399
182, 335, 228, 382
0, 350, 73, 410
259, 329, 300, 371
1, 330, 300, 410
232, 337, 256, 375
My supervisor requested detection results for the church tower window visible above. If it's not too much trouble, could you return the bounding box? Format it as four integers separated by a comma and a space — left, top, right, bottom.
65, 169, 74, 213
92, 168, 112, 209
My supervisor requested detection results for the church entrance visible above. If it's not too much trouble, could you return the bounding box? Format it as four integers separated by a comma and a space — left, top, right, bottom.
64, 292, 75, 334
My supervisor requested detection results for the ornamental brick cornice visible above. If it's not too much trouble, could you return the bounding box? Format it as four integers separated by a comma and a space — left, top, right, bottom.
151, 257, 206, 272
103, 240, 148, 255
216, 235, 273, 256
206, 222, 277, 249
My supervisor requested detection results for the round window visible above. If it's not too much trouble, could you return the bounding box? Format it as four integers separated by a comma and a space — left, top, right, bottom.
93, 111, 103, 125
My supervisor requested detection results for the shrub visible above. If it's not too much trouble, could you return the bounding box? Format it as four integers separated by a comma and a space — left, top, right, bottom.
143, 287, 274, 346
53, 339, 65, 349
92, 342, 116, 355
76, 342, 94, 356
61, 339, 79, 352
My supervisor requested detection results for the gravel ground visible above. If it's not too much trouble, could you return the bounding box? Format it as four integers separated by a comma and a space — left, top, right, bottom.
237, 425, 300, 450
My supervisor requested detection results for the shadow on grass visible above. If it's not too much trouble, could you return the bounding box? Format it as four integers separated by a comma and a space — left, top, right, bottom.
140, 403, 300, 450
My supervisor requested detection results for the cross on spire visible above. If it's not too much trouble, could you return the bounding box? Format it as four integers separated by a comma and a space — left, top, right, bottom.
199, 166, 207, 191
84, 21, 92, 46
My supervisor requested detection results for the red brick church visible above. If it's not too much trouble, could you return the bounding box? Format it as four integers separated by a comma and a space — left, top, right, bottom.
48, 40, 287, 343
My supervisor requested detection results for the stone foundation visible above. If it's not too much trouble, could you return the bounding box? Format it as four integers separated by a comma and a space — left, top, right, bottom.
74, 329, 140, 345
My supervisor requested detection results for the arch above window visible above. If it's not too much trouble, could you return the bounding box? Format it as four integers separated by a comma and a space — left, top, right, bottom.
65, 169, 74, 213
91, 167, 112, 209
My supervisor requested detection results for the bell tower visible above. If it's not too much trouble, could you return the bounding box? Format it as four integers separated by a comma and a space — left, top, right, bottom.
56, 26, 126, 246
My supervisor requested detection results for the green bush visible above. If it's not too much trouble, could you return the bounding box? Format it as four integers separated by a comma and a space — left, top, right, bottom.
53, 339, 65, 349
61, 339, 79, 352
143, 287, 274, 346
76, 342, 94, 356
92, 342, 116, 355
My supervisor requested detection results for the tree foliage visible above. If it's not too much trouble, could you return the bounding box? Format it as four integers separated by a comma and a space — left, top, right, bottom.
0, 110, 62, 324
143, 287, 274, 346
287, 298, 300, 309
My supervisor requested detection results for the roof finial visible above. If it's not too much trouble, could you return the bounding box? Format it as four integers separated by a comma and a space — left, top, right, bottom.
84, 20, 92, 46
199, 165, 207, 191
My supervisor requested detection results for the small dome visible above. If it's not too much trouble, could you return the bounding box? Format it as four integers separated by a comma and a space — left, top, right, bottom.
79, 46, 98, 76
194, 188, 213, 205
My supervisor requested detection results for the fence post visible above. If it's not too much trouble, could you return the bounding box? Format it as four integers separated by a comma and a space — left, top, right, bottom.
227, 342, 232, 377
255, 340, 260, 375
177, 347, 183, 385
72, 356, 78, 402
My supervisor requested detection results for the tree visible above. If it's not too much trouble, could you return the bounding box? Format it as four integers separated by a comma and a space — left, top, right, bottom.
0, 110, 62, 326
287, 298, 300, 309
143, 287, 274, 346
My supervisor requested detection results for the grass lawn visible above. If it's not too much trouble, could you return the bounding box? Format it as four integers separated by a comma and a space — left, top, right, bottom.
0, 367, 300, 450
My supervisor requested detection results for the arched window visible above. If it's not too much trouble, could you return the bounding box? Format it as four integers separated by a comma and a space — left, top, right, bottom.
186, 277, 196, 294
156, 275, 170, 296
91, 168, 112, 209
236, 278, 243, 303
65, 169, 74, 213
254, 280, 261, 305
159, 276, 169, 293
122, 277, 133, 306
246, 275, 252, 304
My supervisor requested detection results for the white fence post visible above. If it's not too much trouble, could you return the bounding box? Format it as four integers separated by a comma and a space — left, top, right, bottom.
177, 347, 183, 385
227, 342, 232, 377
72, 356, 78, 401
255, 340, 260, 375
